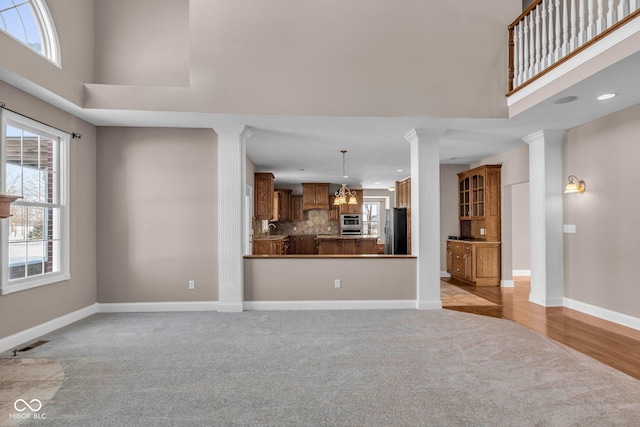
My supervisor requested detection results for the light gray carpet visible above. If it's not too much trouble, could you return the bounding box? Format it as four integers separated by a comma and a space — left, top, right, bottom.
7, 309, 640, 426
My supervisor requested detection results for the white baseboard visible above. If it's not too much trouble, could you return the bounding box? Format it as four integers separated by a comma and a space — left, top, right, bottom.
501, 279, 515, 288
244, 300, 416, 311
529, 293, 563, 307
440, 271, 451, 278
416, 299, 443, 310
0, 303, 98, 354
216, 302, 243, 313
563, 297, 640, 332
99, 301, 218, 313
513, 270, 531, 276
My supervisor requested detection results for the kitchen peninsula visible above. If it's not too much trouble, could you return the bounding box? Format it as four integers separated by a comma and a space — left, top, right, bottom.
252, 234, 378, 255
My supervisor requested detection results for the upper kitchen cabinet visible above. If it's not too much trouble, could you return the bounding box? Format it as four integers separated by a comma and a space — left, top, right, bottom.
274, 189, 292, 222
396, 177, 411, 208
291, 195, 304, 221
458, 165, 501, 242
338, 192, 363, 215
302, 183, 330, 210
254, 172, 275, 220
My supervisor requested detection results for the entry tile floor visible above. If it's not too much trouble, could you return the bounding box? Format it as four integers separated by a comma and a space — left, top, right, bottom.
0, 358, 64, 426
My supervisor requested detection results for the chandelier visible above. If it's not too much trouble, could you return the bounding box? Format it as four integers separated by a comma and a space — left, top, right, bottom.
333, 150, 358, 206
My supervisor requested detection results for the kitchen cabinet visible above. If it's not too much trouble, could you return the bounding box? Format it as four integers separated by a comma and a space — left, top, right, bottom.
291, 195, 304, 221
316, 237, 378, 255
302, 183, 330, 210
338, 193, 363, 214
274, 189, 292, 222
458, 165, 501, 242
328, 197, 340, 221
447, 240, 500, 286
253, 237, 289, 255
289, 235, 317, 255
396, 177, 411, 208
254, 173, 275, 220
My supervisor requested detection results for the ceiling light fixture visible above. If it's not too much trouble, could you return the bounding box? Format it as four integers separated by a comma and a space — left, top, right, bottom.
597, 93, 616, 101
333, 150, 357, 206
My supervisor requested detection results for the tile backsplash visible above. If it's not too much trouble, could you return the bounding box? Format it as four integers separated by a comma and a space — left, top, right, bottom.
254, 209, 339, 236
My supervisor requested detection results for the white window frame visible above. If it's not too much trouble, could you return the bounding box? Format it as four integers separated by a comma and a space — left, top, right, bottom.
1, 109, 70, 295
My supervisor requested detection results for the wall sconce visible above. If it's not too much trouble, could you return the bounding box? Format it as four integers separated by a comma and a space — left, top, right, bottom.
564, 175, 585, 194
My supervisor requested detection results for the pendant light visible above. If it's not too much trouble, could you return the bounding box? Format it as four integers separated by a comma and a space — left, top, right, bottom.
333, 150, 357, 205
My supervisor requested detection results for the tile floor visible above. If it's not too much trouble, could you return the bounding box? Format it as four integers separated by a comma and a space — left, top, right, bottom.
0, 358, 64, 426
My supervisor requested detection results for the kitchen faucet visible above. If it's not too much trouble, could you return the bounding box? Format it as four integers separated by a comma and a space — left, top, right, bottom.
267, 222, 276, 234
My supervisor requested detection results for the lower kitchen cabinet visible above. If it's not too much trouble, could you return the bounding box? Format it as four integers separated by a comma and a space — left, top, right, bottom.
289, 235, 317, 254
317, 237, 378, 255
253, 237, 289, 255
446, 240, 500, 286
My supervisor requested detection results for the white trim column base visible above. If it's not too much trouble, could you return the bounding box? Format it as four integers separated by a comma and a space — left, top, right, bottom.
216, 301, 244, 313
501, 280, 515, 288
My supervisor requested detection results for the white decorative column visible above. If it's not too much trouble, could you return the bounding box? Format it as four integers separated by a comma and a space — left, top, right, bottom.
405, 129, 443, 310
524, 130, 565, 307
215, 126, 251, 312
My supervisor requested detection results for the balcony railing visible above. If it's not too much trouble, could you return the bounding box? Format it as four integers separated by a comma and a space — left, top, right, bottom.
508, 0, 640, 93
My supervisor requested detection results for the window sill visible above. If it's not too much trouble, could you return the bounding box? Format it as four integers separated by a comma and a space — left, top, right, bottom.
1, 273, 71, 296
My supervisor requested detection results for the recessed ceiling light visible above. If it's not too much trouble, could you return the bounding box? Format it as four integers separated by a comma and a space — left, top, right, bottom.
597, 93, 616, 100
375, 182, 381, 185
450, 157, 461, 160
343, 175, 349, 179
298, 168, 305, 171
397, 169, 403, 172
554, 96, 578, 104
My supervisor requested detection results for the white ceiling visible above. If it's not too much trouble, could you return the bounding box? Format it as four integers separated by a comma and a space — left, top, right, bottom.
3, 47, 639, 191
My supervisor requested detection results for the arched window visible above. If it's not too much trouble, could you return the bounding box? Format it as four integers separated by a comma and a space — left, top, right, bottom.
0, 0, 60, 66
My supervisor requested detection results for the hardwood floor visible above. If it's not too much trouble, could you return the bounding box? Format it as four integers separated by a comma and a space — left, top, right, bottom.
443, 277, 640, 381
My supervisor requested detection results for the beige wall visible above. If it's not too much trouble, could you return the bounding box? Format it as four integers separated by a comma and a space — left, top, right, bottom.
86, 0, 518, 118
96, 127, 218, 303
511, 182, 530, 271
0, 82, 97, 339
564, 103, 640, 318
94, 0, 190, 86
245, 258, 416, 301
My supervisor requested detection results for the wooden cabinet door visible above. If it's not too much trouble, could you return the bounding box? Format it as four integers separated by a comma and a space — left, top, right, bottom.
314, 184, 329, 208
339, 195, 363, 215
271, 191, 281, 221
358, 239, 377, 254
446, 242, 453, 274
463, 245, 473, 281
302, 235, 317, 254
317, 239, 339, 255
329, 197, 339, 221
302, 183, 330, 210
340, 239, 357, 255
470, 171, 485, 218
458, 174, 470, 218
274, 189, 292, 222
254, 173, 274, 220
291, 195, 304, 221
252, 240, 272, 255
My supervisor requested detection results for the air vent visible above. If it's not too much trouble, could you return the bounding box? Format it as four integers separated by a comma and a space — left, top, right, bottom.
15, 340, 49, 354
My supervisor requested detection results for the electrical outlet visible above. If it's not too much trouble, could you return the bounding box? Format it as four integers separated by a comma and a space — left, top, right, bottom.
188, 280, 195, 290
334, 279, 341, 289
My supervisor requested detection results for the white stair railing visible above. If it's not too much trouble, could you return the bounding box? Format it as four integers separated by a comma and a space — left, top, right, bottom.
508, 0, 640, 92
